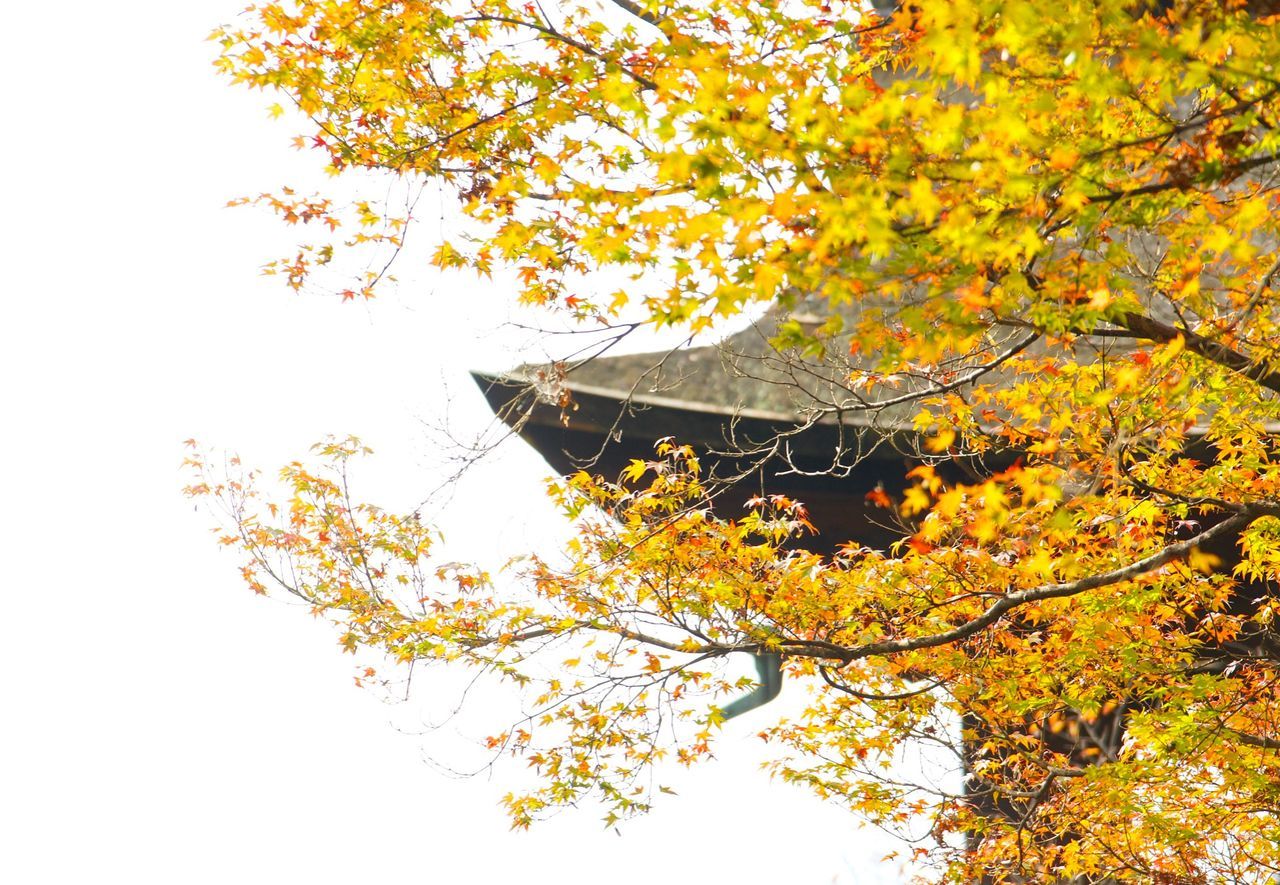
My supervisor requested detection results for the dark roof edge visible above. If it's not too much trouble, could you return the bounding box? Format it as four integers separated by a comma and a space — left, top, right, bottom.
474, 368, 888, 428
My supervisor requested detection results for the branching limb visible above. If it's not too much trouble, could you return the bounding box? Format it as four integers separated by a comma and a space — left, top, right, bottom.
1117, 311, 1280, 395
837, 504, 1277, 662
604, 0, 661, 28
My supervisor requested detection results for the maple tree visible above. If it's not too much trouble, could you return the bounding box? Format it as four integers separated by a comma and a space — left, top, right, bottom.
190, 0, 1280, 880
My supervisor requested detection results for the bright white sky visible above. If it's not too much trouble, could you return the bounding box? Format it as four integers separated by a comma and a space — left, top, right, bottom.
1, 2, 919, 881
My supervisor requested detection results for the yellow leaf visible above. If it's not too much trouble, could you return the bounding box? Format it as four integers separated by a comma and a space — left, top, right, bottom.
621, 460, 648, 483
926, 428, 956, 453
901, 486, 931, 517
1188, 547, 1221, 574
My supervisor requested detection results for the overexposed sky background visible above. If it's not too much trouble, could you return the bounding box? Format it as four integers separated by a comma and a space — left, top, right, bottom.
1, 2, 918, 881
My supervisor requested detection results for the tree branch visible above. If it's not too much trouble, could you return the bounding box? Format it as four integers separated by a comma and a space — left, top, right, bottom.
1088, 152, 1280, 206
604, 0, 661, 28
1229, 727, 1280, 751
818, 664, 942, 700
1117, 311, 1280, 395
837, 504, 1276, 662
458, 15, 657, 90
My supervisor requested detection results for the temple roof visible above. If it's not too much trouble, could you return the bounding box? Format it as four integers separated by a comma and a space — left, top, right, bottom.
472, 296, 1262, 479
470, 308, 940, 474
553, 318, 830, 421
469, 307, 1265, 550
479, 308, 958, 436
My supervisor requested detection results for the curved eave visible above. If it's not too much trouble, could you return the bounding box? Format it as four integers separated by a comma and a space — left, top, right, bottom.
470, 369, 920, 466
469, 369, 1267, 552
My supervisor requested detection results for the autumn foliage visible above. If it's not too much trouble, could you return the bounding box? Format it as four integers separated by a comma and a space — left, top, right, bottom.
192, 0, 1280, 880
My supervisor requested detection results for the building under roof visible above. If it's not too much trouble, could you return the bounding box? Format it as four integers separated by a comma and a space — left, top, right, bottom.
471, 311, 1025, 552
